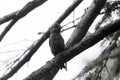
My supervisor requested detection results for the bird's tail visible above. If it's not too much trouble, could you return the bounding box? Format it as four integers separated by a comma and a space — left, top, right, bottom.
60, 63, 67, 71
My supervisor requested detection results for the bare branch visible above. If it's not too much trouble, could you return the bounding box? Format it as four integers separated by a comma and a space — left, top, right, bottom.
0, 0, 47, 42
53, 0, 83, 24
0, 19, 18, 42
66, 0, 107, 49
0, 10, 19, 25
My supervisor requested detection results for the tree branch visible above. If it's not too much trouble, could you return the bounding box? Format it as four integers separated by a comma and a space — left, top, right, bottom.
0, 10, 19, 25
0, 0, 47, 42
24, 18, 120, 80
66, 0, 107, 49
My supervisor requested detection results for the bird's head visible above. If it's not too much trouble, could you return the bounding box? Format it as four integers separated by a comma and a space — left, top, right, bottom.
50, 23, 61, 33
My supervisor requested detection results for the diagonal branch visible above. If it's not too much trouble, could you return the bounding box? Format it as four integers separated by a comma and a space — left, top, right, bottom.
53, 0, 83, 24
0, 18, 18, 42
0, 10, 19, 25
24, 18, 120, 80
0, 0, 83, 80
66, 0, 107, 49
0, 0, 47, 42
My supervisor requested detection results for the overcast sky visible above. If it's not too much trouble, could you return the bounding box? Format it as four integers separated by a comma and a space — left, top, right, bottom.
0, 0, 103, 80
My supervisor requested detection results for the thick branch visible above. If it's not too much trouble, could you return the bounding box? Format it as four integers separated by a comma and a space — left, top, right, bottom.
66, 0, 107, 49
23, 61, 60, 80
24, 19, 120, 80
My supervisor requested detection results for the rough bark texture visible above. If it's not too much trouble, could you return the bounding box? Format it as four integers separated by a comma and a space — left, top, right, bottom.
66, 0, 106, 49
23, 61, 60, 80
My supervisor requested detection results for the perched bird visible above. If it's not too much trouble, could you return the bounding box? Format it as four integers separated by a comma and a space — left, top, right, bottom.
49, 23, 67, 70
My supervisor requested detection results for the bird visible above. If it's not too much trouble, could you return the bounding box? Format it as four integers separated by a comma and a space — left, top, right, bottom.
49, 23, 67, 70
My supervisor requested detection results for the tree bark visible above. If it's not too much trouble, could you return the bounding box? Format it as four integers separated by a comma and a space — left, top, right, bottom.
66, 0, 107, 49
